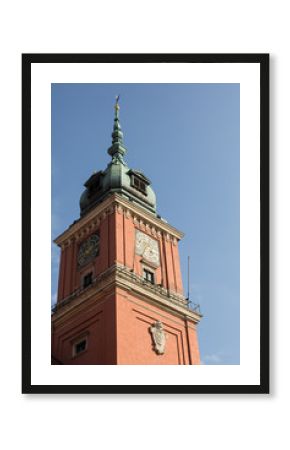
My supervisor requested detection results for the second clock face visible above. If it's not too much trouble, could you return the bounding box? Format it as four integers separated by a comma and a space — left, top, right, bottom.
78, 234, 100, 268
135, 230, 160, 266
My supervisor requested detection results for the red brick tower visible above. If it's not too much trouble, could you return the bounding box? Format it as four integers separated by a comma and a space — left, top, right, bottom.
51, 98, 202, 365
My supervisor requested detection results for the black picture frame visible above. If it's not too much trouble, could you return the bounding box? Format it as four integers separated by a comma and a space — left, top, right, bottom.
22, 53, 269, 394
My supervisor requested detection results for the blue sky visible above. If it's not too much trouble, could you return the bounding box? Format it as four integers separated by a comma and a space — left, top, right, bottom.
51, 83, 240, 365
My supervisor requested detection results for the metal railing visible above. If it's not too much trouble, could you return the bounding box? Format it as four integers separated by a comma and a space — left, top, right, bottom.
51, 264, 201, 315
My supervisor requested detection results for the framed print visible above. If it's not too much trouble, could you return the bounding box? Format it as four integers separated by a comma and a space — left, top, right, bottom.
22, 53, 269, 394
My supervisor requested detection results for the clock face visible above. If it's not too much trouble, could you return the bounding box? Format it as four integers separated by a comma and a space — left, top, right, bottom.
78, 234, 99, 268
135, 230, 160, 266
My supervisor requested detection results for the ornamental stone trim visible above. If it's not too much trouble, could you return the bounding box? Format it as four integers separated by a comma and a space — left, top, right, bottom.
150, 321, 167, 355
61, 210, 176, 249
54, 193, 184, 248
52, 262, 200, 321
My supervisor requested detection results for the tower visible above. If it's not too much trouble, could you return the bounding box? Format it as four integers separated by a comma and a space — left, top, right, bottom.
51, 98, 202, 365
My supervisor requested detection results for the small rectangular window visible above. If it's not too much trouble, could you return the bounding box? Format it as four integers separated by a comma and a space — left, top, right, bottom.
75, 340, 87, 354
140, 181, 145, 192
132, 176, 146, 194
143, 269, 155, 284
72, 337, 88, 358
83, 272, 93, 288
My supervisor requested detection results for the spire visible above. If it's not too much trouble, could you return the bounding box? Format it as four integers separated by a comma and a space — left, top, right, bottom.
107, 95, 127, 164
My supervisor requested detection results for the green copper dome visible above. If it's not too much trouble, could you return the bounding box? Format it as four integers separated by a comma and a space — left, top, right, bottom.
80, 97, 157, 216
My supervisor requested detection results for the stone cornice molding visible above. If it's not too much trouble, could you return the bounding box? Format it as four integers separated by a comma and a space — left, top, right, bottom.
54, 193, 184, 248
52, 263, 201, 325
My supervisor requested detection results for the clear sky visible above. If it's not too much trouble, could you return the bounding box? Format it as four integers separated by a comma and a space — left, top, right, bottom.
51, 83, 240, 365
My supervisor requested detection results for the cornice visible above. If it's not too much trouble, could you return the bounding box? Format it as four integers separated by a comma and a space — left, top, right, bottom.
54, 193, 184, 248
52, 263, 202, 326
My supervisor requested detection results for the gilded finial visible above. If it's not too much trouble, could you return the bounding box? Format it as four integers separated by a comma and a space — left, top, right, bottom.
115, 94, 120, 112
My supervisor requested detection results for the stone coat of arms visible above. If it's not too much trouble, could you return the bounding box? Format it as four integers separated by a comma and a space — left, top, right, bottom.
150, 321, 167, 355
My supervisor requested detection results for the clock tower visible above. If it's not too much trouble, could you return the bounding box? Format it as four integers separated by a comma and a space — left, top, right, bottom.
51, 98, 202, 365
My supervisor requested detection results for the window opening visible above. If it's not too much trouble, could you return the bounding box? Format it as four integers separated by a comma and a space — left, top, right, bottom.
132, 176, 146, 194
143, 269, 155, 284
75, 340, 87, 354
83, 272, 93, 288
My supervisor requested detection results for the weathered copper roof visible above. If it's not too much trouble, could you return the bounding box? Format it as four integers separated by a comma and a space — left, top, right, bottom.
80, 98, 157, 217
